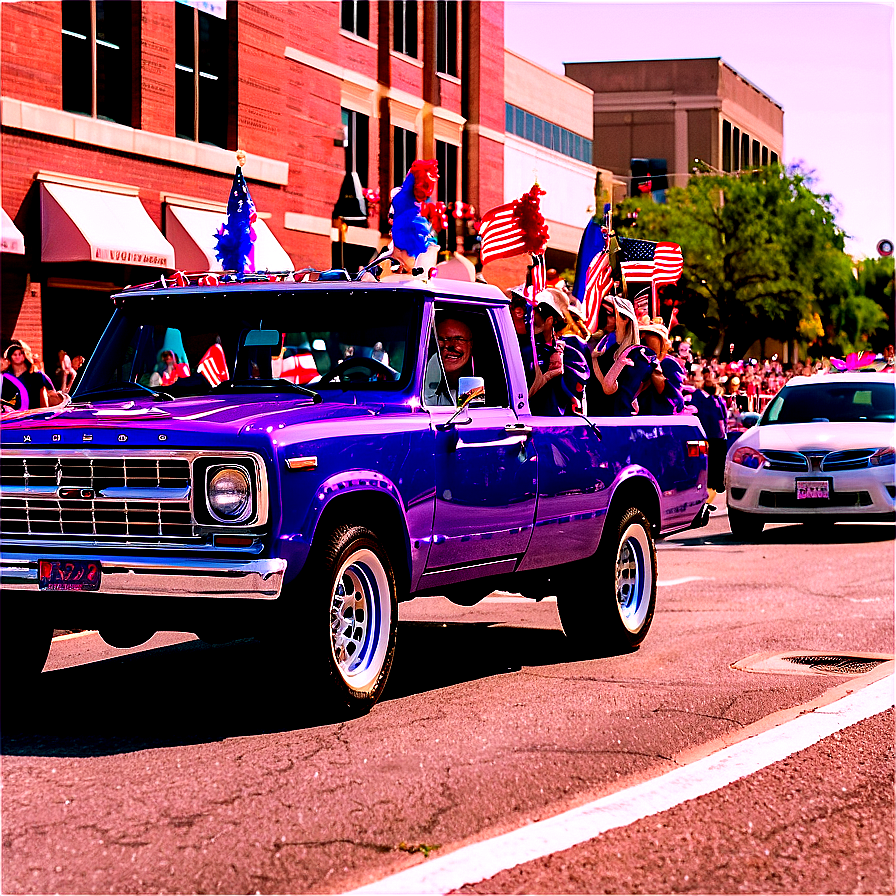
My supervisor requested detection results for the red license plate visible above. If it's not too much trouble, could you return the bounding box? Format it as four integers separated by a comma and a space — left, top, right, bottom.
39, 559, 102, 591
796, 479, 830, 500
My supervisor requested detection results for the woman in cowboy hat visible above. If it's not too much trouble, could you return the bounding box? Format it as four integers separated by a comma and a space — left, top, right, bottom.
589, 294, 656, 416
637, 317, 686, 415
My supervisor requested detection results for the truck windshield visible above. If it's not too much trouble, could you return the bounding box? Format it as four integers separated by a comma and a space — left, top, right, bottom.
761, 380, 895, 424
72, 288, 419, 401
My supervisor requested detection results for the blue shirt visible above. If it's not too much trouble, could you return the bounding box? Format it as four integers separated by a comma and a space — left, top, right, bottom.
688, 388, 728, 438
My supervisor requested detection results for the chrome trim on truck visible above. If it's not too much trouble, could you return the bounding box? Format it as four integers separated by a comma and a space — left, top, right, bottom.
0, 553, 286, 599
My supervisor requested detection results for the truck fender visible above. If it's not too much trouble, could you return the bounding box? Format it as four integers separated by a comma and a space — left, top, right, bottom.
301, 471, 414, 592
605, 466, 663, 537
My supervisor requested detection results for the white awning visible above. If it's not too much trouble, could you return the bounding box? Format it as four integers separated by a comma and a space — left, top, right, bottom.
40, 182, 175, 268
1, 207, 25, 254
165, 204, 294, 273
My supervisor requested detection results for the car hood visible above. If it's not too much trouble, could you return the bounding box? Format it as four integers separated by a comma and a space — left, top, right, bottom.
744, 421, 895, 451
0, 394, 382, 446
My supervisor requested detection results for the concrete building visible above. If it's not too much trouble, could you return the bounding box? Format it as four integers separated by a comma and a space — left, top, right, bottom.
565, 57, 783, 198
0, 0, 507, 366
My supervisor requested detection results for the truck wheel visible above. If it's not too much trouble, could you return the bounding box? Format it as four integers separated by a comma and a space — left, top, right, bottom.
0, 596, 53, 697
728, 506, 764, 538
558, 507, 656, 655
293, 525, 398, 713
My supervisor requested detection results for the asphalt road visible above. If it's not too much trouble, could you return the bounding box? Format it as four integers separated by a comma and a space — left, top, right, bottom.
1, 506, 893, 895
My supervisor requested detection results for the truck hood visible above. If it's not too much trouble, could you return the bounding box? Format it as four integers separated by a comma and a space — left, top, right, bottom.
0, 394, 381, 447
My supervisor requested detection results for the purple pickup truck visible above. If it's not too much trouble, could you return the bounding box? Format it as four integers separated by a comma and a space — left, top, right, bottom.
0, 273, 708, 712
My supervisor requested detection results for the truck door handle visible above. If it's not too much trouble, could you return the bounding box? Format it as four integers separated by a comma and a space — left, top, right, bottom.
504, 422, 532, 437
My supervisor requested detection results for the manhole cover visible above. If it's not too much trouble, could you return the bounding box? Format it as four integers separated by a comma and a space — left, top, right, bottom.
732, 651, 895, 676
783, 655, 888, 675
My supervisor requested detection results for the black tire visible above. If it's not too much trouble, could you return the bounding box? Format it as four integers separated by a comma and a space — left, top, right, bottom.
728, 506, 765, 538
0, 595, 53, 702
281, 525, 398, 713
557, 506, 657, 655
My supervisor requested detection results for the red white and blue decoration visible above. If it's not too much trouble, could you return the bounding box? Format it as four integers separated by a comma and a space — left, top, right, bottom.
391, 159, 440, 265
214, 150, 257, 277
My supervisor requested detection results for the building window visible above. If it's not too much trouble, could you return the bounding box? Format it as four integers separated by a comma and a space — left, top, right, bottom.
504, 103, 592, 163
175, 0, 229, 148
741, 132, 751, 168
752, 140, 760, 169
770, 151, 778, 166
436, 0, 457, 76
393, 0, 416, 57
341, 0, 369, 39
762, 146, 769, 166
393, 126, 416, 187
343, 109, 369, 184
435, 141, 458, 205
722, 120, 732, 172
62, 0, 133, 126
732, 127, 740, 170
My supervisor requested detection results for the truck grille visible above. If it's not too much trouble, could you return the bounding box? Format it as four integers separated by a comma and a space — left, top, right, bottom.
0, 453, 198, 542
0, 456, 190, 490
1, 497, 195, 539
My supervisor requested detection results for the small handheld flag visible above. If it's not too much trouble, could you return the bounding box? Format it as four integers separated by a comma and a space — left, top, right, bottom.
479, 184, 549, 266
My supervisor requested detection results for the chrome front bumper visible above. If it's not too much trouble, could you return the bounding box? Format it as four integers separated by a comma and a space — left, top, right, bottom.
0, 553, 287, 599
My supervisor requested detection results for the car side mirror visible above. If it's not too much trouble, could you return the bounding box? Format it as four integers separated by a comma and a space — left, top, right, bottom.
458, 376, 486, 408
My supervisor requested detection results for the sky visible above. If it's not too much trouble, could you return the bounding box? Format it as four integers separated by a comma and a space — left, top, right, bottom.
504, 0, 895, 260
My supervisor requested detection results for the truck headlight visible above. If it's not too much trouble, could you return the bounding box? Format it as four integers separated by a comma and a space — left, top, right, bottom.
207, 465, 252, 522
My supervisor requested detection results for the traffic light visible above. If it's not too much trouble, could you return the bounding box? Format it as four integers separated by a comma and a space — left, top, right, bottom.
630, 158, 668, 196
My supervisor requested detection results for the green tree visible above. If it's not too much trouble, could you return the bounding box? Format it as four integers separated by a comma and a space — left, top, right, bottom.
614, 165, 884, 359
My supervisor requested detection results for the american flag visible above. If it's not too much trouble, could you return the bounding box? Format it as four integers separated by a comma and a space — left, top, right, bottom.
583, 250, 612, 332
479, 201, 527, 266
529, 254, 546, 301
619, 238, 683, 286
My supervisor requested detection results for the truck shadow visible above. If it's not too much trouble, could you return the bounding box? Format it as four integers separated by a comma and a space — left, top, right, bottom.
0, 621, 606, 758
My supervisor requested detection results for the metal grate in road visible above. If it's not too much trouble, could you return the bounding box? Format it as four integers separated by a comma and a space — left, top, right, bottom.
783, 654, 889, 675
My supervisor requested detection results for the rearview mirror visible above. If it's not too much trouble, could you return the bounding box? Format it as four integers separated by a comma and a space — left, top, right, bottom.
244, 329, 282, 348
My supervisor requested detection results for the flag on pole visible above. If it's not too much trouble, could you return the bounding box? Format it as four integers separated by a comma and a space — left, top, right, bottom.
529, 254, 547, 301
583, 250, 612, 332
214, 151, 257, 276
479, 184, 549, 266
571, 214, 607, 301
619, 238, 683, 286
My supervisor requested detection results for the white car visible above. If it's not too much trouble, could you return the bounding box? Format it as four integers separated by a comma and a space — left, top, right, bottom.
725, 372, 895, 537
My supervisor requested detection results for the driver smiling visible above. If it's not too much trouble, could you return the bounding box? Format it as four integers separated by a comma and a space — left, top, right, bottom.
424, 318, 473, 406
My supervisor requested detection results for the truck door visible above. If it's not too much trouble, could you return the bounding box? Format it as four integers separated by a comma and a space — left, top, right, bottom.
423, 306, 537, 574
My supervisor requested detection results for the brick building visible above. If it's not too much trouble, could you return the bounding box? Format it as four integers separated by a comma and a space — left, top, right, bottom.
565, 57, 783, 198
1, 0, 509, 368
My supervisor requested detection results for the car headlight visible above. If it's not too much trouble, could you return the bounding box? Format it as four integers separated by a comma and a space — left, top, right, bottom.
731, 445, 766, 469
207, 465, 252, 522
870, 446, 896, 466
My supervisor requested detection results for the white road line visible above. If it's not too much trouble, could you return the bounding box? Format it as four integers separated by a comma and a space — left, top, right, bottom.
657, 576, 707, 587
346, 675, 895, 895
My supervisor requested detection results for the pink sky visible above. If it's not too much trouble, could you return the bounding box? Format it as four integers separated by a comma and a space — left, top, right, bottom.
504, 0, 894, 260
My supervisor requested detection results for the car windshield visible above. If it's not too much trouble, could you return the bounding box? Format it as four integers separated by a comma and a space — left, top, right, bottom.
761, 380, 895, 425
72, 287, 419, 401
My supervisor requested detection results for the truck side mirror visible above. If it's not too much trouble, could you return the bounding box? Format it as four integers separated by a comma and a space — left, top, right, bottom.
458, 376, 486, 408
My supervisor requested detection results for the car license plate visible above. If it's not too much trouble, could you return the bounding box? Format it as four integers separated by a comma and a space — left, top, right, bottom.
39, 559, 102, 591
796, 479, 830, 500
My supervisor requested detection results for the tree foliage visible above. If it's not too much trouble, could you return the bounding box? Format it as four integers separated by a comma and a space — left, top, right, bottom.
615, 165, 888, 359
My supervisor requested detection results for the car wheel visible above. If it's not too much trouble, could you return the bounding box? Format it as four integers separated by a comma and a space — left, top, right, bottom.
286, 525, 398, 713
0, 596, 53, 715
728, 506, 765, 538
557, 506, 657, 655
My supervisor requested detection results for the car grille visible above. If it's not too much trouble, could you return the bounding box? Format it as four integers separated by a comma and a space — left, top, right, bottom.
0, 456, 190, 490
0, 453, 199, 542
762, 450, 809, 472
1, 497, 195, 539
762, 448, 882, 473
758, 490, 874, 508
821, 449, 877, 471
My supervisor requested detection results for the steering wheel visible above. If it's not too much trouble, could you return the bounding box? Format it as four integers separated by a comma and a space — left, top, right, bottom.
318, 356, 396, 385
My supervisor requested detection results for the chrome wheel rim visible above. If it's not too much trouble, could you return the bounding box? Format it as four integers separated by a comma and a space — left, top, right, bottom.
615, 524, 652, 633
330, 548, 391, 693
